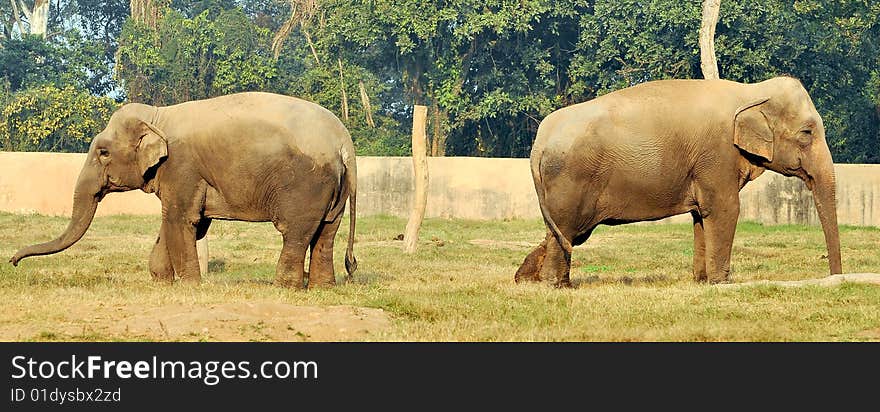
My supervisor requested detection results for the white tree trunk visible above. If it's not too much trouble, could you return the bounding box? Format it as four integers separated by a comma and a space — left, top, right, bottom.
699, 0, 721, 80
404, 105, 429, 254
9, 0, 24, 35
29, 0, 49, 37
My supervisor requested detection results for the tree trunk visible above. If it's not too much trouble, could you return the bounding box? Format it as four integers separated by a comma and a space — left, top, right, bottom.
404, 105, 429, 254
338, 58, 349, 122
358, 80, 374, 128
699, 0, 721, 80
434, 104, 447, 157
129, 0, 166, 28
303, 28, 320, 64
271, 1, 320, 61
29, 0, 48, 37
12, 0, 48, 38
9, 0, 24, 36
430, 97, 439, 156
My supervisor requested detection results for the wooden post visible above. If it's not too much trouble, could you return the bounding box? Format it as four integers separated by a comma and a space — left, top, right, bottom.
404, 105, 428, 254
197, 237, 208, 276
700, 0, 722, 80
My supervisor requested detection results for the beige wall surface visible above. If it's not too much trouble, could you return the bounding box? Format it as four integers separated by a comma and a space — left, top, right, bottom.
1, 152, 878, 226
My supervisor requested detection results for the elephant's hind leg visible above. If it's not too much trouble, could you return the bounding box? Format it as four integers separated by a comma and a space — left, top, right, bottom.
307, 215, 344, 289
541, 235, 573, 288
274, 218, 322, 289
542, 227, 596, 288
515, 237, 548, 284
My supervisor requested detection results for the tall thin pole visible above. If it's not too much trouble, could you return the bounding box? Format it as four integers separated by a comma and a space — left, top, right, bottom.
404, 105, 429, 254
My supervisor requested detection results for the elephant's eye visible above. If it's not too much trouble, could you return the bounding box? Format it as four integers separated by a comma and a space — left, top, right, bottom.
796, 130, 813, 147
97, 148, 111, 164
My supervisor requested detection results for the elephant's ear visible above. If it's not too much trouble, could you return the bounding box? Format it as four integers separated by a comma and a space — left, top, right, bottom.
136, 122, 168, 177
733, 97, 774, 162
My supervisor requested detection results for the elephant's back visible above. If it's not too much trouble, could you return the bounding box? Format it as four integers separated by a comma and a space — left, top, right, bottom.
169, 92, 351, 167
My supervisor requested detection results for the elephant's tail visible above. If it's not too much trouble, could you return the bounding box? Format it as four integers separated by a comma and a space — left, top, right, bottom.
530, 140, 573, 256
342, 148, 358, 277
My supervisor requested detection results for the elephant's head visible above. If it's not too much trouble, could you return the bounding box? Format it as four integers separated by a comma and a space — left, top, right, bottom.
733, 76, 842, 274
10, 103, 168, 266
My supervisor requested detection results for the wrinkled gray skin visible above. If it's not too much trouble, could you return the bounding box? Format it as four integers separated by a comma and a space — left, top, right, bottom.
11, 92, 358, 289
516, 77, 842, 287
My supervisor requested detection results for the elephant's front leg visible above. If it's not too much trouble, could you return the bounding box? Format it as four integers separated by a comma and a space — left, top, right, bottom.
149, 223, 174, 283
691, 211, 707, 283
161, 208, 203, 284
701, 200, 740, 284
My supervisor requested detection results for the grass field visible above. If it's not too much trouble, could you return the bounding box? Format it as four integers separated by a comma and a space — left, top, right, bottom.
1, 212, 879, 341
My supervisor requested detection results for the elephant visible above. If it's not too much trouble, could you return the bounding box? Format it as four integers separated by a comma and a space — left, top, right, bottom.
515, 76, 842, 287
10, 92, 358, 289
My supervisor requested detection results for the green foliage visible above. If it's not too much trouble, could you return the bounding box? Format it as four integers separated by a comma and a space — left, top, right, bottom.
1, 0, 878, 160
302, 0, 879, 160
0, 0, 128, 154
0, 85, 119, 152
271, 26, 408, 156
0, 33, 114, 95
117, 7, 277, 104
116, 1, 406, 155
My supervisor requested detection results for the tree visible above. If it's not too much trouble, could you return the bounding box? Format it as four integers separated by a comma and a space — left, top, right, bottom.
0, 85, 118, 152
2, 0, 877, 161
700, 0, 721, 79
4, 0, 50, 37
117, 7, 277, 105
131, 0, 169, 27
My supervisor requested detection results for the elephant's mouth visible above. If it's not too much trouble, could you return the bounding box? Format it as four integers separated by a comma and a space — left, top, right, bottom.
801, 173, 815, 191
781, 166, 813, 190
106, 175, 137, 192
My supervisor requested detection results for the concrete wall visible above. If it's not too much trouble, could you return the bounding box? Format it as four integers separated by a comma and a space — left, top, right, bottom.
1, 152, 878, 226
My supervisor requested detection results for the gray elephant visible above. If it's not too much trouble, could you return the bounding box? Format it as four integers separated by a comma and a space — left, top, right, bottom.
515, 77, 841, 287
11, 92, 357, 289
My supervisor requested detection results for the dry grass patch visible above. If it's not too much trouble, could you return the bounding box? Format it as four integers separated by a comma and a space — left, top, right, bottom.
1, 213, 878, 341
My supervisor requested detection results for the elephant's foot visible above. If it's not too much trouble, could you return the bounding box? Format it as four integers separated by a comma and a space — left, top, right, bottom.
275, 274, 305, 289
150, 272, 174, 284
149, 234, 175, 284
707, 277, 732, 285
706, 270, 731, 284
307, 269, 336, 289
177, 272, 202, 286
515, 242, 547, 284
554, 278, 574, 289
693, 270, 708, 283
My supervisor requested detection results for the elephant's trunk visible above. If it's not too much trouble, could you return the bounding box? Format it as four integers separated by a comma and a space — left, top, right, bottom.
10, 160, 102, 266
808, 140, 842, 275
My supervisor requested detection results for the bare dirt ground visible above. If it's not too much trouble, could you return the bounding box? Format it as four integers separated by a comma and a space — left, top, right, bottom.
2, 302, 390, 342
716, 273, 880, 288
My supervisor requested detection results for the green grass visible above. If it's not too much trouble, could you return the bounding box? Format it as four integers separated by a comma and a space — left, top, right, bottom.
1, 212, 878, 341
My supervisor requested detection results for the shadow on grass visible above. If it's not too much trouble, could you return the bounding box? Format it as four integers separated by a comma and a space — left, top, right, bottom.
571, 273, 673, 288
205, 269, 385, 288
338, 271, 386, 286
